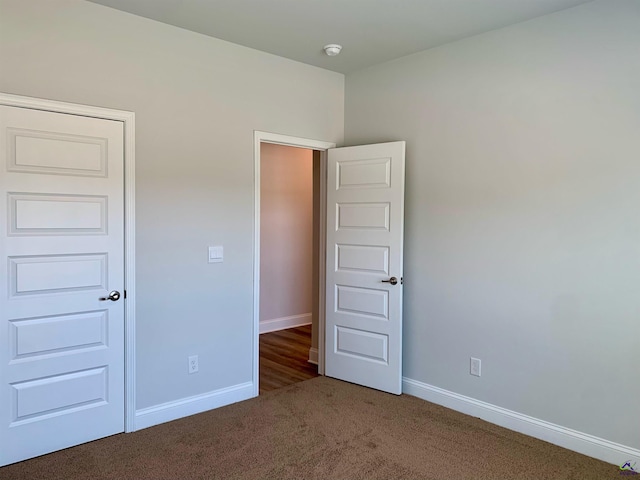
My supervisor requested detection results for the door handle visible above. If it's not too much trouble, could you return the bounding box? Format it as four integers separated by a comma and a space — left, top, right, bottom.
99, 290, 121, 302
381, 277, 398, 286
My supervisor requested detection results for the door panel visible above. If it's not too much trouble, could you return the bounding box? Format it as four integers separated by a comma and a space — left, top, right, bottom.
325, 141, 405, 394
0, 105, 125, 466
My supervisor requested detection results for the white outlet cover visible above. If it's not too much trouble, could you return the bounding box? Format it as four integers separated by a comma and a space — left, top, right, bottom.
470, 357, 481, 377
188, 355, 199, 374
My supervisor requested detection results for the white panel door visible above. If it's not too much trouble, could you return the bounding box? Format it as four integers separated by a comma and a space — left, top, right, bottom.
0, 105, 125, 466
325, 141, 405, 394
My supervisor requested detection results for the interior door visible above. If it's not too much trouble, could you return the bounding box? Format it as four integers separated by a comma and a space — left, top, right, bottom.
325, 141, 405, 394
0, 105, 125, 466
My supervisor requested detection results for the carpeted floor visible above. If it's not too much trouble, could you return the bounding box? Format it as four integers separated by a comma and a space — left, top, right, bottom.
0, 377, 615, 479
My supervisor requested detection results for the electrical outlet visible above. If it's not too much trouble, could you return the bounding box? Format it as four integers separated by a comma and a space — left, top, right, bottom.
470, 357, 481, 377
188, 355, 199, 374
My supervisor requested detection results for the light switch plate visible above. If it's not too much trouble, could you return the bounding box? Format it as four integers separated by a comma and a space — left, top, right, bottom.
208, 245, 223, 263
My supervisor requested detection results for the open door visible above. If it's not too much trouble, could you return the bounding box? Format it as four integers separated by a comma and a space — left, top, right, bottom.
325, 141, 405, 394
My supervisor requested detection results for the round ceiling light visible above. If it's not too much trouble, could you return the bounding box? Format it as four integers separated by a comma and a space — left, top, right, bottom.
323, 44, 342, 57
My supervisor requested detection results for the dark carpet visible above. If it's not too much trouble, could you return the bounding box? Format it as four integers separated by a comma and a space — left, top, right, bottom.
0, 376, 615, 479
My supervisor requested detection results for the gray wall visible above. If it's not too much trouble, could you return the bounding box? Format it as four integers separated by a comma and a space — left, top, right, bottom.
345, 0, 640, 449
0, 0, 344, 409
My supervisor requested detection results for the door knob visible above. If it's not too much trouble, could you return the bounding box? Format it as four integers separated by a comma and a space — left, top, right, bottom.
99, 290, 121, 302
381, 277, 398, 286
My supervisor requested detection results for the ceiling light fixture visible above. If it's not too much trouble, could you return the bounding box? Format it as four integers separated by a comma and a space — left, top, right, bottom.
323, 44, 342, 57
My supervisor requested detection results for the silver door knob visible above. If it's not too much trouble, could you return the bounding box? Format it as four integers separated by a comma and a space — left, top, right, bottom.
99, 290, 121, 301
381, 277, 398, 285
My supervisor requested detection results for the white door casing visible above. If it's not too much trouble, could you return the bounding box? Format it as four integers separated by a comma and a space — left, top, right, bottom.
325, 141, 405, 394
0, 105, 126, 466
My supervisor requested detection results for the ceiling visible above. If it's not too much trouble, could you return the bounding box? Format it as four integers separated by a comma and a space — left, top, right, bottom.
88, 0, 593, 74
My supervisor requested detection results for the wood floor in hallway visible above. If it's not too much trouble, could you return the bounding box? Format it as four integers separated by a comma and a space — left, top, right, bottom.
259, 324, 318, 394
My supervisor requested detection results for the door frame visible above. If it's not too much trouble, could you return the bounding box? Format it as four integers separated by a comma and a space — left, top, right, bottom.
253, 131, 335, 395
0, 92, 137, 432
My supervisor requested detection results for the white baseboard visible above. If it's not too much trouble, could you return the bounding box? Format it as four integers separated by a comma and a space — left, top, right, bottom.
308, 347, 318, 365
134, 382, 254, 431
402, 377, 639, 467
259, 313, 311, 334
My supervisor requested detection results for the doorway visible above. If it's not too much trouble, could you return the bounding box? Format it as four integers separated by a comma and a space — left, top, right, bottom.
253, 132, 335, 396
258, 143, 316, 393
254, 133, 406, 398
